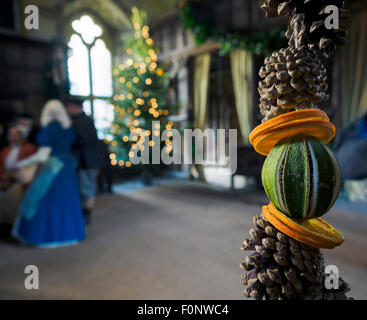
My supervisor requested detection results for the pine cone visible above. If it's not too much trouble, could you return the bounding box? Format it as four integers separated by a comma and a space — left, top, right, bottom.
261, 0, 296, 18
241, 215, 352, 300
261, 0, 350, 57
258, 45, 328, 122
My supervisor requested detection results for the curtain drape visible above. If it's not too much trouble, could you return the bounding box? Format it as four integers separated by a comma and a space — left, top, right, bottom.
193, 53, 211, 181
340, 9, 367, 128
230, 49, 253, 145
194, 53, 211, 130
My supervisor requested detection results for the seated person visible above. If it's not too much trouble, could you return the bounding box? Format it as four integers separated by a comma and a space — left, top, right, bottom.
16, 113, 40, 145
0, 126, 37, 230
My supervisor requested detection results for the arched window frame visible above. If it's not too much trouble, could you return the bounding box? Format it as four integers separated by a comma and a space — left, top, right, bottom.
66, 14, 114, 137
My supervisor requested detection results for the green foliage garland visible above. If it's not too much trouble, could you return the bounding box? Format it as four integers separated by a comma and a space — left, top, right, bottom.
179, 0, 287, 55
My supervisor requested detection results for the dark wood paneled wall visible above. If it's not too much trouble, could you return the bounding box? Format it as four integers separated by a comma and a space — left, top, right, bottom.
0, 34, 53, 122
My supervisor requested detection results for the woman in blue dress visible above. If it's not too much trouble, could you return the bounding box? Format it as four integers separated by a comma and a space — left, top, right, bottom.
12, 99, 86, 247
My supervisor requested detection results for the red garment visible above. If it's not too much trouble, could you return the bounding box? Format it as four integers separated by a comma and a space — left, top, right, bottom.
0, 143, 38, 181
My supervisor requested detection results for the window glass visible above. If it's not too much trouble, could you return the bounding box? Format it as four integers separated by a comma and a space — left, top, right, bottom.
71, 15, 102, 45
91, 39, 113, 97
82, 100, 92, 116
67, 15, 113, 138
67, 34, 90, 96
94, 99, 114, 139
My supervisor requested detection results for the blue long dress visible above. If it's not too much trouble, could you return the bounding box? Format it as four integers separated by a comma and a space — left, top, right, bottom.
13, 122, 86, 247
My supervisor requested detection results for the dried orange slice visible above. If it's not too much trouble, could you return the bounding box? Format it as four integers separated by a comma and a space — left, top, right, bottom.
262, 202, 344, 249
249, 109, 335, 156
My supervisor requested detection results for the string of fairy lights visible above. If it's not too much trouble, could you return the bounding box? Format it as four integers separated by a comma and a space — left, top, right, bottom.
107, 16, 175, 168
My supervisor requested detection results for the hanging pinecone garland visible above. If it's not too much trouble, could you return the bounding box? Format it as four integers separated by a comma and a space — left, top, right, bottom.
241, 215, 352, 300
286, 5, 349, 58
261, 0, 349, 58
242, 0, 352, 300
258, 45, 328, 121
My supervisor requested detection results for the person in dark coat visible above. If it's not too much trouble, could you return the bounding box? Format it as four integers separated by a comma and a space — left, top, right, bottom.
64, 97, 105, 225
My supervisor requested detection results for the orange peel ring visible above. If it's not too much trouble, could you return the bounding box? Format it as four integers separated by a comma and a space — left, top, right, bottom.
250, 109, 343, 247
262, 203, 344, 249
249, 109, 335, 156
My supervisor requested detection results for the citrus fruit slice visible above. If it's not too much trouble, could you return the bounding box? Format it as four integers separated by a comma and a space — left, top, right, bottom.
249, 109, 335, 156
262, 202, 344, 249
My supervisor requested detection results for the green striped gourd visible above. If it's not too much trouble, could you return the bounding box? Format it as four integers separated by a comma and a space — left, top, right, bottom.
262, 137, 342, 219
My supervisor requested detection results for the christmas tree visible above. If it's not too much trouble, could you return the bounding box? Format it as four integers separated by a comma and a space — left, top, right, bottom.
108, 7, 176, 174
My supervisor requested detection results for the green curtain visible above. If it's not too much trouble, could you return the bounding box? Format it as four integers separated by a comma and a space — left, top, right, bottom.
230, 49, 253, 145
340, 8, 367, 128
193, 53, 211, 180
